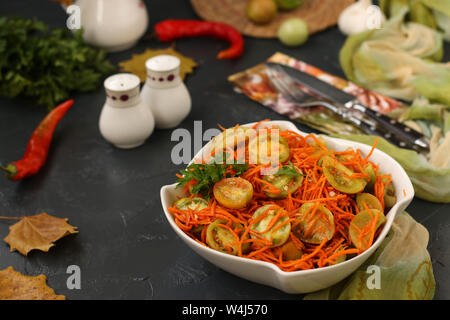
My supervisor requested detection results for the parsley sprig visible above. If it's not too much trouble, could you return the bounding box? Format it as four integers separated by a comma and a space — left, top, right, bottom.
176, 153, 248, 200
275, 162, 303, 177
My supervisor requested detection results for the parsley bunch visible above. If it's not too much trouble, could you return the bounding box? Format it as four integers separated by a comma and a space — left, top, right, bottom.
176, 155, 248, 200
0, 17, 116, 109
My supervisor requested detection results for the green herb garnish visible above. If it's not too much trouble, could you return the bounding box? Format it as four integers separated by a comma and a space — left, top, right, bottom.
176, 153, 248, 200
275, 162, 302, 178
0, 17, 116, 109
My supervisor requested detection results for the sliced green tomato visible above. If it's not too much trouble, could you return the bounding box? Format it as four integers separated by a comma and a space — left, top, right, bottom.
250, 205, 291, 247
310, 136, 327, 148
210, 127, 256, 152
328, 246, 346, 265
190, 225, 204, 238
263, 166, 304, 199
249, 133, 290, 165
293, 203, 335, 244
213, 177, 253, 209
335, 148, 355, 162
377, 174, 397, 209
309, 136, 329, 160
335, 252, 346, 264
206, 219, 249, 255
363, 163, 377, 191
174, 197, 209, 211
321, 156, 367, 194
356, 193, 383, 212
280, 241, 303, 260
383, 181, 397, 209
349, 209, 386, 251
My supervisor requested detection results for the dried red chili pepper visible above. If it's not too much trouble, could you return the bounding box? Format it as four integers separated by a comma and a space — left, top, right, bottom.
0, 99, 74, 181
154, 19, 244, 59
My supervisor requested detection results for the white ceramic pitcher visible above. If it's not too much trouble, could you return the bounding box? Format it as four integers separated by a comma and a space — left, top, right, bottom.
64, 0, 149, 52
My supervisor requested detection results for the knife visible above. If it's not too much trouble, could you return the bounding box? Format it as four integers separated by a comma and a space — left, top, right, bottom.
267, 63, 430, 151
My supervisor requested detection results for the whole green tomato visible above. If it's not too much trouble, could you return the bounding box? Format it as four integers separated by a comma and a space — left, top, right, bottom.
277, 18, 309, 46
276, 0, 303, 11
246, 0, 278, 24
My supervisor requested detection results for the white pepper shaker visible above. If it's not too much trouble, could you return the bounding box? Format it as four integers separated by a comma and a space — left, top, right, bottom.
140, 55, 191, 129
99, 73, 155, 149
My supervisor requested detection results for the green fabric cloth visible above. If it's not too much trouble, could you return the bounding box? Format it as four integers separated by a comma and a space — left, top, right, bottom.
340, 7, 450, 104
304, 212, 435, 300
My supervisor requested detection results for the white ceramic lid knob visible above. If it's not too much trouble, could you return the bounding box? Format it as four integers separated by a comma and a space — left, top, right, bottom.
145, 55, 182, 89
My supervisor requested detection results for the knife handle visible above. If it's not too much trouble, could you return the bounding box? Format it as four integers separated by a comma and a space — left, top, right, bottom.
348, 100, 429, 150
357, 119, 425, 152
345, 114, 407, 148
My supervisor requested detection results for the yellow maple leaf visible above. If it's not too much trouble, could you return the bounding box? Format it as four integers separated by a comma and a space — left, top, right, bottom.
2, 212, 78, 256
119, 47, 197, 82
0, 266, 65, 300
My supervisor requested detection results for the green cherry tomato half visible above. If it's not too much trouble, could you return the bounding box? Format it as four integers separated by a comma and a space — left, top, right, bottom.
280, 241, 303, 260
328, 246, 346, 265
210, 126, 256, 152
356, 193, 383, 212
213, 177, 253, 209
206, 219, 249, 255
249, 133, 290, 165
363, 163, 377, 191
349, 209, 386, 251
174, 197, 209, 211
321, 156, 367, 194
251, 205, 291, 247
383, 181, 397, 209
277, 18, 309, 47
293, 203, 335, 244
263, 165, 304, 199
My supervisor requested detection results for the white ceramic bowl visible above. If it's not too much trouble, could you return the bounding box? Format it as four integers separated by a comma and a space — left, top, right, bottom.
160, 120, 414, 294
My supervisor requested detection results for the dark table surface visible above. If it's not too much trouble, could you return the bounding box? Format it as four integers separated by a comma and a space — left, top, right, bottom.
0, 0, 449, 300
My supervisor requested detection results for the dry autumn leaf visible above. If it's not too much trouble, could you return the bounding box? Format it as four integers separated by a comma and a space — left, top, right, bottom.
2, 212, 78, 256
119, 47, 197, 82
0, 266, 65, 300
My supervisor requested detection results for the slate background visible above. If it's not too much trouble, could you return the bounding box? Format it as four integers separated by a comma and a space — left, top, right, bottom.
0, 0, 448, 300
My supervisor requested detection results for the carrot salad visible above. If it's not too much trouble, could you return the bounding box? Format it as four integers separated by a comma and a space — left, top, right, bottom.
168, 122, 396, 272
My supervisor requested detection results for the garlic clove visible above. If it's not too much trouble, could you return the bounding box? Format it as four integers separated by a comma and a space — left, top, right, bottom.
338, 0, 386, 36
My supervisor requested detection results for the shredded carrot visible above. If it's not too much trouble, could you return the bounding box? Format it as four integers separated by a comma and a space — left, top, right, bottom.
168, 122, 391, 272
252, 119, 271, 129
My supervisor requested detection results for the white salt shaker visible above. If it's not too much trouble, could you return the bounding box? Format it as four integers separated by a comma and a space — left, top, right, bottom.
140, 55, 191, 129
99, 73, 155, 149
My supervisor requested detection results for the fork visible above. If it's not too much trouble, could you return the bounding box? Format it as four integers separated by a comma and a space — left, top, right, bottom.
264, 64, 416, 150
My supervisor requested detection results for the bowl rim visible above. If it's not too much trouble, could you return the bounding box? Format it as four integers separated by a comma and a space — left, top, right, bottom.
160, 120, 414, 277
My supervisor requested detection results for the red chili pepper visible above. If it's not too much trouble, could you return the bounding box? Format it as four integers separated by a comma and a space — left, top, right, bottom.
154, 19, 244, 59
0, 99, 74, 181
